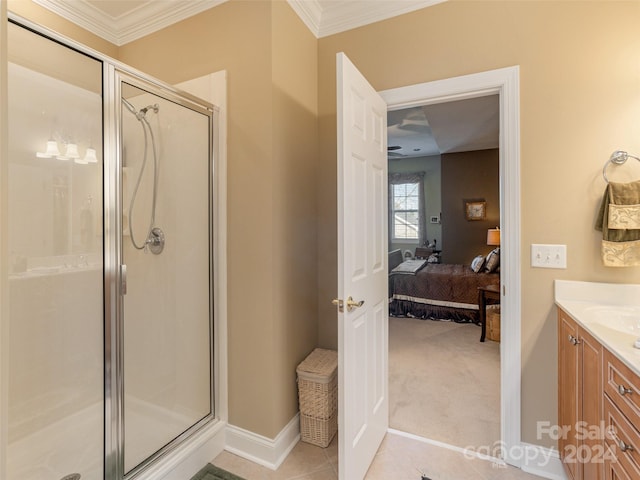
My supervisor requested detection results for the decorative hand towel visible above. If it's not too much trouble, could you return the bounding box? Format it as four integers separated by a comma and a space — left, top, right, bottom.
595, 180, 640, 266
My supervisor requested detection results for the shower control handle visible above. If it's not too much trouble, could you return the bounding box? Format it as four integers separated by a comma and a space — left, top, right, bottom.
121, 264, 127, 295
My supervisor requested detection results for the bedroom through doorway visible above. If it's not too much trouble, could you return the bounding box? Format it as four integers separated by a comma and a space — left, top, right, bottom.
386, 94, 502, 454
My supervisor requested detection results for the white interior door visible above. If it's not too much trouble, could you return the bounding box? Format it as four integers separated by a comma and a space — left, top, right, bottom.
336, 52, 388, 480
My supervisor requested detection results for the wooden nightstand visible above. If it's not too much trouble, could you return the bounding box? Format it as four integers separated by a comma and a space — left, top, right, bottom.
478, 284, 500, 342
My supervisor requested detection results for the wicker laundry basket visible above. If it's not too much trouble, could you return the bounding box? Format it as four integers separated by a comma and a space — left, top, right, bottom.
487, 306, 501, 342
296, 348, 338, 447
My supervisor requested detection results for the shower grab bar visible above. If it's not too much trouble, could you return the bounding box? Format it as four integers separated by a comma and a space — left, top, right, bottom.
603, 150, 640, 183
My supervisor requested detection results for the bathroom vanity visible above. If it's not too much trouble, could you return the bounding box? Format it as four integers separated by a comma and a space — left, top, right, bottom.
556, 281, 640, 480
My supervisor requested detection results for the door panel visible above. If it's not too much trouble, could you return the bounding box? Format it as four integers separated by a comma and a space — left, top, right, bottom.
337, 52, 388, 480
558, 309, 579, 479
6, 21, 104, 480
119, 79, 213, 474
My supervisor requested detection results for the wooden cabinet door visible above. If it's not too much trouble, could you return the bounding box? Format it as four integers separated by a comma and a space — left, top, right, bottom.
559, 308, 580, 480
580, 326, 603, 480
605, 458, 633, 480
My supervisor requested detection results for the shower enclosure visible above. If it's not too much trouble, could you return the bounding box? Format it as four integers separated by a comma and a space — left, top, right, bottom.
4, 16, 218, 480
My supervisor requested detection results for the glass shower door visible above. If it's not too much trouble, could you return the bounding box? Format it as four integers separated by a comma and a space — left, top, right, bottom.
119, 79, 213, 475
6, 21, 104, 480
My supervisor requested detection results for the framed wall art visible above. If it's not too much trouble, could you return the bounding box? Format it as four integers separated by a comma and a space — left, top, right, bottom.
465, 200, 486, 221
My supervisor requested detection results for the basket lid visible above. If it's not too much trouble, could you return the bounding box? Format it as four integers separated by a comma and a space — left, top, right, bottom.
296, 348, 337, 377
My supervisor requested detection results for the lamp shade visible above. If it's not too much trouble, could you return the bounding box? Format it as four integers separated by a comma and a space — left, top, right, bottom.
487, 228, 501, 246
57, 143, 80, 161
83, 147, 98, 164
36, 140, 61, 158
66, 143, 80, 158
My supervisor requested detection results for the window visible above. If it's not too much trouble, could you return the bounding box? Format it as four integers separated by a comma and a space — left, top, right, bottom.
392, 182, 420, 240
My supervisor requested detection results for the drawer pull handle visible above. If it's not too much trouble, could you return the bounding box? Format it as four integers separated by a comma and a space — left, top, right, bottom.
619, 439, 634, 453
568, 335, 581, 346
618, 384, 633, 396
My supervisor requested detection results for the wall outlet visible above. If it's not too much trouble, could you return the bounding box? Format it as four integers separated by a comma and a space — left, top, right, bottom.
531, 244, 567, 269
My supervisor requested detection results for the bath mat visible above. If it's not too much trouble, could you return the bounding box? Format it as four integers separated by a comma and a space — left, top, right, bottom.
190, 463, 246, 480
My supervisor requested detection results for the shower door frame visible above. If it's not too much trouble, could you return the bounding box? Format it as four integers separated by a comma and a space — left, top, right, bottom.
107, 67, 217, 480
5, 13, 220, 480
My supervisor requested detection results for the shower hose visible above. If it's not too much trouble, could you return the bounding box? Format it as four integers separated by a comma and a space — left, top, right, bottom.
122, 98, 159, 251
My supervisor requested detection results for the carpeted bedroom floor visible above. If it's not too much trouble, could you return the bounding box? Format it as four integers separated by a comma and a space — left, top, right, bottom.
389, 316, 500, 452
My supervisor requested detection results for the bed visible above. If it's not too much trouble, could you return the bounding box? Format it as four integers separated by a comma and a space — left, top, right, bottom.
388, 251, 500, 323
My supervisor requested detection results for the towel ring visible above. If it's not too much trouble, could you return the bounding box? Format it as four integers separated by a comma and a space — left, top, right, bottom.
603, 150, 640, 183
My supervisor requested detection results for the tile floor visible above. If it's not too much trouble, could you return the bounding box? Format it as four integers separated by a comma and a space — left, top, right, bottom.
212, 430, 545, 480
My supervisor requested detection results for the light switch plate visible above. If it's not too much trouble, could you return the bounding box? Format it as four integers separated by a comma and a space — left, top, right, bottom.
531, 244, 567, 269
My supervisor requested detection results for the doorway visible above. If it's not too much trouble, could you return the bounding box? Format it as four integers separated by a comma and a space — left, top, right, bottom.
387, 96, 500, 451
380, 66, 522, 466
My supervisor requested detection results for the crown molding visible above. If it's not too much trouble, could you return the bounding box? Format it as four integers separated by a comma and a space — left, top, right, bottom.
287, 0, 446, 38
286, 0, 323, 38
33, 0, 228, 46
32, 0, 446, 46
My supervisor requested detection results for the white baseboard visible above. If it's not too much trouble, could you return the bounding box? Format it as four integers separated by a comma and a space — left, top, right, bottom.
388, 428, 506, 465
520, 443, 568, 480
225, 414, 300, 470
388, 430, 567, 480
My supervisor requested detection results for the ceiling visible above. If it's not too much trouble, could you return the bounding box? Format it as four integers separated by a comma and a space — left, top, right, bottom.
388, 95, 499, 159
31, 0, 496, 157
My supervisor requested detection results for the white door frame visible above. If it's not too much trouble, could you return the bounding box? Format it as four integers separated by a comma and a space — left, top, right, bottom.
380, 66, 521, 466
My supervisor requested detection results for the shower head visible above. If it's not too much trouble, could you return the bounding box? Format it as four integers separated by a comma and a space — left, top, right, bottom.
136, 104, 159, 121
139, 104, 159, 117
122, 99, 159, 121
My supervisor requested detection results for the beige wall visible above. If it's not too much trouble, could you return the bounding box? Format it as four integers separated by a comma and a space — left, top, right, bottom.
441, 149, 499, 264
270, 1, 319, 431
318, 0, 640, 446
7, 0, 118, 58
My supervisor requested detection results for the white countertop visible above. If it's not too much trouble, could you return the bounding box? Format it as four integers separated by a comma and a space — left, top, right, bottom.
555, 280, 640, 376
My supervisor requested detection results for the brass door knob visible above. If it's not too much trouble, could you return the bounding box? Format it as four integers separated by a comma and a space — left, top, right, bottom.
331, 298, 344, 312
332, 296, 364, 312
345, 296, 364, 312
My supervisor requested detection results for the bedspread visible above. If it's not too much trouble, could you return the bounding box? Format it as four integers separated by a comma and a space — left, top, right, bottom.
389, 264, 499, 322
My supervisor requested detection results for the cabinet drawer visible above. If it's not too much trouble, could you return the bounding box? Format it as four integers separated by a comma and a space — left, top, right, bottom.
605, 455, 634, 480
604, 396, 640, 478
604, 350, 640, 429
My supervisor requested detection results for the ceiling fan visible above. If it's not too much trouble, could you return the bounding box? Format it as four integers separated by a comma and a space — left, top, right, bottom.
387, 145, 407, 158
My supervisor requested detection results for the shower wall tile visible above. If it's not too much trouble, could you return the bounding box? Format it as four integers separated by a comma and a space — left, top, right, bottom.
8, 268, 103, 441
